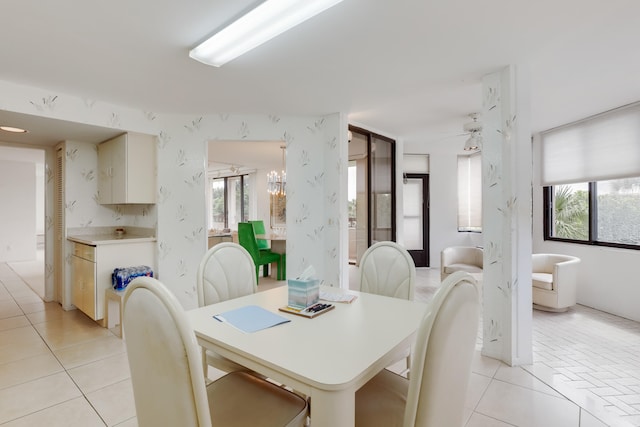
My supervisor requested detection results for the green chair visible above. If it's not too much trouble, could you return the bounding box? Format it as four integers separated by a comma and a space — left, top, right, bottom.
249, 220, 270, 251
237, 223, 284, 282
249, 220, 270, 275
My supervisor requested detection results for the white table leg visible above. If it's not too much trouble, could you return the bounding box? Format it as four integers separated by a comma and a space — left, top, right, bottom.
310, 388, 354, 427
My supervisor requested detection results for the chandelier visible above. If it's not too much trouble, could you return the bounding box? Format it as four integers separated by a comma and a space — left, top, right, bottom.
267, 145, 286, 196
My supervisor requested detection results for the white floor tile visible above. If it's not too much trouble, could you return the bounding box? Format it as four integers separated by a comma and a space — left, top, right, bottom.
475, 379, 580, 427
494, 364, 564, 398
0, 372, 82, 424
86, 378, 137, 427
0, 396, 106, 427
67, 352, 131, 394
0, 325, 51, 365
580, 409, 611, 427
0, 352, 64, 389
0, 314, 30, 331
466, 412, 517, 427
53, 334, 127, 369
1, 262, 638, 426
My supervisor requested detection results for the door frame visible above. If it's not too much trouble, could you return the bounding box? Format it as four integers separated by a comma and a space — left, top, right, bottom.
403, 173, 429, 267
349, 125, 396, 247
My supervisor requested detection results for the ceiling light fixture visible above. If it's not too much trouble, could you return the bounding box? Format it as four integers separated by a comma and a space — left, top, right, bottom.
189, 0, 345, 67
0, 125, 28, 133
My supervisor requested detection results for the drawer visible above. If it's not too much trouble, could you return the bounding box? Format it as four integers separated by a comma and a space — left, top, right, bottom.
73, 243, 95, 262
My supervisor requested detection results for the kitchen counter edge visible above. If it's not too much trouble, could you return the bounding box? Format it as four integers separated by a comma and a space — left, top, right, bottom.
67, 235, 157, 246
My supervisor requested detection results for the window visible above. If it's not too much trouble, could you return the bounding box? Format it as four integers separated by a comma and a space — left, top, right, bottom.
209, 175, 250, 230
545, 183, 588, 241
544, 177, 640, 249
541, 101, 640, 250
457, 153, 482, 232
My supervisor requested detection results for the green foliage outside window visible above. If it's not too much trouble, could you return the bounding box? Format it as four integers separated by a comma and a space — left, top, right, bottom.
550, 178, 640, 247
553, 185, 588, 240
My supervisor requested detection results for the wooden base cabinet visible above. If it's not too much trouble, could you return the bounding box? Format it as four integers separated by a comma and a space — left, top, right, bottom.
71, 244, 97, 320
71, 241, 155, 322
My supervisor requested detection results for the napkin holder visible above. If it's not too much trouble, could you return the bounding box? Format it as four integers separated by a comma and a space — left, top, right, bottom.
287, 279, 319, 309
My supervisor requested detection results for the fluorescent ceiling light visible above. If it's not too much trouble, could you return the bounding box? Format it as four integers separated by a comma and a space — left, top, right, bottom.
190, 0, 344, 67
0, 126, 28, 133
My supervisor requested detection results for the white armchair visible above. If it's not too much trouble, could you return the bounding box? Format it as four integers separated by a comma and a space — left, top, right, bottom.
532, 253, 581, 312
440, 246, 483, 281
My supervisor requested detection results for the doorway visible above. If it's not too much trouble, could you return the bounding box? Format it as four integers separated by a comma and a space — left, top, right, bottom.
402, 173, 429, 267
347, 126, 396, 265
0, 145, 46, 299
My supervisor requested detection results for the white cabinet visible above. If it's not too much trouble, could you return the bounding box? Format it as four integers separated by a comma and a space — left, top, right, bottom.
70, 240, 155, 322
98, 132, 156, 204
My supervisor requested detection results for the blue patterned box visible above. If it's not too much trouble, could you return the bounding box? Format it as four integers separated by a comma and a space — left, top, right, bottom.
112, 265, 153, 290
287, 279, 319, 309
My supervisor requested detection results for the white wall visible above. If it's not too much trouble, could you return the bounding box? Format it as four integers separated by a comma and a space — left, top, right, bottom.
0, 159, 35, 261
0, 145, 45, 237
405, 132, 640, 323
532, 134, 640, 322
404, 139, 483, 269
0, 79, 345, 310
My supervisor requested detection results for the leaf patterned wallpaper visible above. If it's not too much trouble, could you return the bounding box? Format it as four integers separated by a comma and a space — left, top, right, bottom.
0, 79, 346, 310
480, 66, 533, 365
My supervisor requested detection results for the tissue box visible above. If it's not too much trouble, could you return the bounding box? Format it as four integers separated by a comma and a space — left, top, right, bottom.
288, 279, 319, 309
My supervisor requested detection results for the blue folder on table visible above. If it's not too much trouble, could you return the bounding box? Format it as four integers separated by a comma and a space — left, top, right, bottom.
213, 305, 290, 333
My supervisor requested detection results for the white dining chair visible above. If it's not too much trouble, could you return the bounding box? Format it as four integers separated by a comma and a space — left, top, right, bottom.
197, 242, 258, 374
359, 241, 416, 299
123, 276, 308, 427
355, 271, 480, 427
359, 241, 416, 374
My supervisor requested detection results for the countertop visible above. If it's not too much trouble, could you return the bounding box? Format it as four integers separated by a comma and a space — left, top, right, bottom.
67, 234, 156, 246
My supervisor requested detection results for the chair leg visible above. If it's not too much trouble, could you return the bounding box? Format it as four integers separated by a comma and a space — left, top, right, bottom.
255, 266, 260, 284
263, 264, 269, 277
278, 254, 286, 280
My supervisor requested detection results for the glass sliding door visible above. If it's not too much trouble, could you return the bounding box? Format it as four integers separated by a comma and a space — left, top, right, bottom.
369, 133, 396, 244
349, 125, 396, 256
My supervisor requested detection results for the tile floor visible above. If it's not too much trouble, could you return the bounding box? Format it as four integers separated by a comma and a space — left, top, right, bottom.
1, 259, 638, 426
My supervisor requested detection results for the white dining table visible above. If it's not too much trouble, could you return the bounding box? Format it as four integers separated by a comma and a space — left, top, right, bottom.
187, 285, 427, 427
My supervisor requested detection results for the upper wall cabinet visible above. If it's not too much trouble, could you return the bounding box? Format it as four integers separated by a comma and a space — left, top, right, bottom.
98, 132, 157, 204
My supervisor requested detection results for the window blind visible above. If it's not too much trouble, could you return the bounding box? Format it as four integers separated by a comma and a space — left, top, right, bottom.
541, 102, 640, 185
457, 153, 482, 232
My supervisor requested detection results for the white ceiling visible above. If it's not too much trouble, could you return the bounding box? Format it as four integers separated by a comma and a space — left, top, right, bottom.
1, 0, 640, 155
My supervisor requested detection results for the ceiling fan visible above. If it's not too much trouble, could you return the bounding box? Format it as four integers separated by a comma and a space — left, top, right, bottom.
462, 113, 482, 152
430, 113, 483, 151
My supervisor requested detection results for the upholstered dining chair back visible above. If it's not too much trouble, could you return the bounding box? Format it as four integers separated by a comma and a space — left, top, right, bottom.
359, 241, 416, 300
197, 242, 257, 307
123, 277, 213, 427
406, 271, 480, 426
355, 271, 480, 427
123, 276, 309, 427
196, 242, 257, 374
